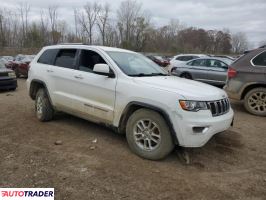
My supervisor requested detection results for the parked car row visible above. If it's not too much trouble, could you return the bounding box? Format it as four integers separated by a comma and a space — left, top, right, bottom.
4, 54, 35, 78
168, 48, 266, 116
1, 47, 265, 117
172, 57, 233, 86
146, 55, 170, 67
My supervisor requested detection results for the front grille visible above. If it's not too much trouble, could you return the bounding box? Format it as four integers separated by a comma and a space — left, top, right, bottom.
207, 98, 230, 117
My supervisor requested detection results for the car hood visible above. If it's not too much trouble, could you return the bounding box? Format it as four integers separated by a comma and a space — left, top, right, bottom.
133, 76, 227, 101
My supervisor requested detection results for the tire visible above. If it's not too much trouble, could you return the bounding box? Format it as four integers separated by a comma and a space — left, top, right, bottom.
126, 108, 174, 160
35, 88, 54, 121
171, 67, 177, 73
244, 87, 266, 116
180, 73, 192, 79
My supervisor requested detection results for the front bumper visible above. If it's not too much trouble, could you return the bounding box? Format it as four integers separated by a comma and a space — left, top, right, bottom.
0, 78, 17, 90
172, 108, 234, 147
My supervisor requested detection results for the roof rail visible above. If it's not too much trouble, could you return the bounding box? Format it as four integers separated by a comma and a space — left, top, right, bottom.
57, 43, 88, 45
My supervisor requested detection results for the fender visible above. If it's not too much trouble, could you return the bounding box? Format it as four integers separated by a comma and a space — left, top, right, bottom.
29, 79, 53, 104
119, 101, 179, 145
240, 82, 266, 99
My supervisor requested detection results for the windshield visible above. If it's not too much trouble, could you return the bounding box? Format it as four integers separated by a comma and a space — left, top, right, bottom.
219, 58, 233, 65
106, 51, 167, 77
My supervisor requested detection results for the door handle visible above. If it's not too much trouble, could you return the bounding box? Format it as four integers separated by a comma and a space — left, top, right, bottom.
74, 75, 83, 79
46, 69, 54, 73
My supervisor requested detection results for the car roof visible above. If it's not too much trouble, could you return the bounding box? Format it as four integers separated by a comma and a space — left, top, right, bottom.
175, 54, 206, 57
186, 57, 230, 64
44, 44, 134, 53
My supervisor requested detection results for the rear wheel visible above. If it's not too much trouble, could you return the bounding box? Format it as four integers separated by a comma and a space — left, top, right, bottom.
35, 88, 54, 121
180, 73, 192, 79
126, 109, 174, 160
244, 87, 266, 116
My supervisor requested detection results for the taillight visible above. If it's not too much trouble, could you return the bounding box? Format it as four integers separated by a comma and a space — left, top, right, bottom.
228, 67, 237, 78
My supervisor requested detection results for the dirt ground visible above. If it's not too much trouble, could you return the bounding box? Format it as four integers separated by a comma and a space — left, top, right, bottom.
0, 79, 266, 200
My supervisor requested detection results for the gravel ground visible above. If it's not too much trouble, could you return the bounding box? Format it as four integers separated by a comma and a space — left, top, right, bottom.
0, 79, 266, 200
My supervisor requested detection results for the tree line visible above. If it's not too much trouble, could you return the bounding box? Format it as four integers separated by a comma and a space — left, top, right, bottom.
0, 0, 256, 55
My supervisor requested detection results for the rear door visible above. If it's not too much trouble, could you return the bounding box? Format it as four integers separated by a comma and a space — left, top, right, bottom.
206, 59, 228, 85
47, 48, 79, 110
71, 49, 117, 123
35, 48, 59, 104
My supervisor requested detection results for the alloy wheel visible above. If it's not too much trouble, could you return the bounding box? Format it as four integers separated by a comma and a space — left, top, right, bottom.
133, 119, 161, 151
247, 91, 266, 113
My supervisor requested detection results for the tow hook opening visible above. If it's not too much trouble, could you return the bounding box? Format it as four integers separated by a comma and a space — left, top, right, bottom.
192, 126, 209, 134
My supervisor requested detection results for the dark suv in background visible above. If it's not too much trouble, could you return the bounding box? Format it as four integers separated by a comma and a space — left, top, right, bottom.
225, 47, 266, 116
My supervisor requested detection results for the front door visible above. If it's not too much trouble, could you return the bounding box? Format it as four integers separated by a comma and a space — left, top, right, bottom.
71, 49, 117, 123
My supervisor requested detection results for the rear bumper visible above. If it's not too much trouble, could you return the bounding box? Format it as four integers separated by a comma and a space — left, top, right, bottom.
224, 89, 241, 100
0, 78, 17, 90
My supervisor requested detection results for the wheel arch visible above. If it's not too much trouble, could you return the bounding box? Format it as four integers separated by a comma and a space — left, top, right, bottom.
118, 101, 179, 145
29, 79, 52, 104
180, 71, 192, 78
241, 83, 266, 100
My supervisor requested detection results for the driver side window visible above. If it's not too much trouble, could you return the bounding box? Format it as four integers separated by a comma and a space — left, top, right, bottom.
78, 50, 107, 73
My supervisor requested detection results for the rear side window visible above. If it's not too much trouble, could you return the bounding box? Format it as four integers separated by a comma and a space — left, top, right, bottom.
192, 59, 206, 66
38, 49, 58, 65
54, 49, 77, 69
252, 51, 266, 66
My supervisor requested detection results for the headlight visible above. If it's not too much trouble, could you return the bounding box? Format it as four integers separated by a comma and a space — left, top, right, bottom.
8, 72, 16, 78
179, 100, 208, 112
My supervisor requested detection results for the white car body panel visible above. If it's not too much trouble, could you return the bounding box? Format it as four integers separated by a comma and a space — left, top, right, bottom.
27, 45, 233, 148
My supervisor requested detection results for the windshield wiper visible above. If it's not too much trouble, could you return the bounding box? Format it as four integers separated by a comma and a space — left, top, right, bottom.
149, 73, 169, 76
128, 73, 169, 77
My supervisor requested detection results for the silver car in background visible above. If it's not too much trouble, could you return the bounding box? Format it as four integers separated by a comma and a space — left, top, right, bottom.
172, 57, 233, 86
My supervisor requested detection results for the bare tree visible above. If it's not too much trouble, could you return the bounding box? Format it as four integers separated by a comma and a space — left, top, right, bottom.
117, 0, 142, 48
0, 9, 6, 46
97, 3, 110, 45
18, 2, 30, 46
78, 2, 100, 44
232, 32, 249, 53
48, 5, 59, 44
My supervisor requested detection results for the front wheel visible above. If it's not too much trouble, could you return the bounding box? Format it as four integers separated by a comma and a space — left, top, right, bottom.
126, 109, 174, 160
244, 87, 266, 116
180, 73, 192, 79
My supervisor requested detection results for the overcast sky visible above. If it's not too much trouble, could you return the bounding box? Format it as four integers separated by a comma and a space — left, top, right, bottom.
2, 0, 266, 47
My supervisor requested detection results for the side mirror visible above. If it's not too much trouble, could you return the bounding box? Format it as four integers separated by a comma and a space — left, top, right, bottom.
93, 64, 115, 78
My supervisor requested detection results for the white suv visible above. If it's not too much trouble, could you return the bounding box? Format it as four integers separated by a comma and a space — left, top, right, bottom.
27, 44, 234, 160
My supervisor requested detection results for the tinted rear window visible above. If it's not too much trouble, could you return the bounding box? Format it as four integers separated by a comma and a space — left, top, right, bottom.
38, 49, 58, 65
54, 49, 77, 69
253, 51, 266, 66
